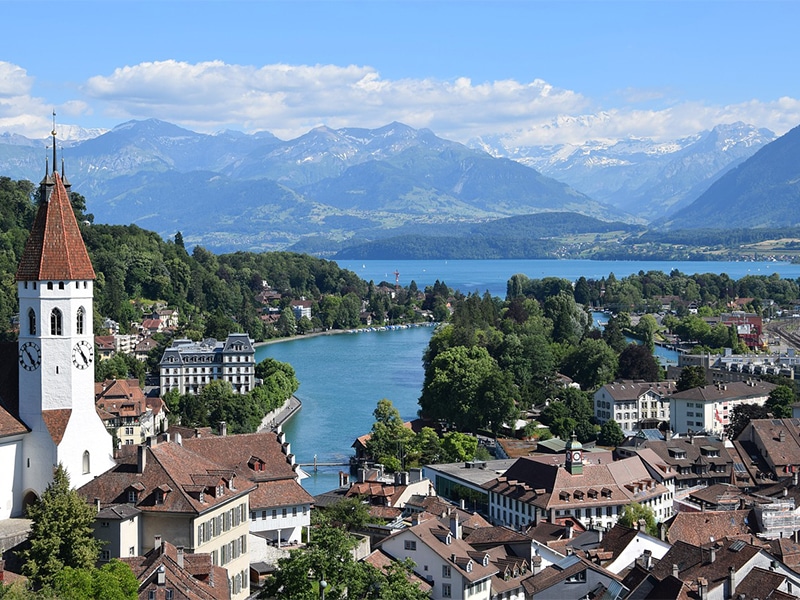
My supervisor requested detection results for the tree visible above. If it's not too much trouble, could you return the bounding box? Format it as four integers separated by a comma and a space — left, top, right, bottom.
766, 385, 795, 418
276, 306, 297, 337
22, 464, 102, 590
634, 314, 658, 352
419, 345, 502, 430
316, 497, 376, 531
441, 432, 478, 463
617, 343, 661, 381
52, 561, 138, 600
561, 338, 618, 391
598, 419, 625, 447
618, 502, 658, 536
676, 365, 707, 391
725, 403, 769, 440
365, 399, 415, 470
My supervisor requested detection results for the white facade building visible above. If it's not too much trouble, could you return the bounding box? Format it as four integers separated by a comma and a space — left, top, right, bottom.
159, 334, 256, 395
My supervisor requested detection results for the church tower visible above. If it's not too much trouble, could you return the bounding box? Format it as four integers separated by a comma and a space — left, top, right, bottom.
565, 432, 583, 475
16, 119, 114, 499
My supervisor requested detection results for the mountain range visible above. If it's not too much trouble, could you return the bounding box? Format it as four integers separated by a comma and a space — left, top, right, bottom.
0, 118, 798, 255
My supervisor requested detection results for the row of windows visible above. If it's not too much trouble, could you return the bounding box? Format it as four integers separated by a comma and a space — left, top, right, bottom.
27, 306, 86, 336
197, 503, 247, 545
220, 535, 247, 566
252, 505, 308, 520
22, 280, 89, 291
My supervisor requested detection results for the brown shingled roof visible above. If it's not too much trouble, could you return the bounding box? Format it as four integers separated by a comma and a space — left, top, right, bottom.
42, 409, 72, 445
16, 173, 95, 281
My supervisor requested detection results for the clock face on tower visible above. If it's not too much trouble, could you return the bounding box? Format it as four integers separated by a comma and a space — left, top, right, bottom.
571, 451, 582, 463
73, 340, 93, 370
19, 341, 41, 371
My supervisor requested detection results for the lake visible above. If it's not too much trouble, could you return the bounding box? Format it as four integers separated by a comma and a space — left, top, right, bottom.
337, 258, 800, 299
257, 258, 795, 495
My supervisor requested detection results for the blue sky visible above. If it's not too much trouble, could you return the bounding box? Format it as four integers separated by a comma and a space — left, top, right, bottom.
2, 1, 799, 146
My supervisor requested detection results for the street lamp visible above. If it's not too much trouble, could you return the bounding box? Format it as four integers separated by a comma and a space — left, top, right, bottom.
320, 578, 327, 600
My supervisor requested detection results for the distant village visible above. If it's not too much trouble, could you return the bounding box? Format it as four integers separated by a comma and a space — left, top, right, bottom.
8, 154, 800, 599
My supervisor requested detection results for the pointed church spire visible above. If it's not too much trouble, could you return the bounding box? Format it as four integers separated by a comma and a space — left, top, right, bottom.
16, 112, 94, 282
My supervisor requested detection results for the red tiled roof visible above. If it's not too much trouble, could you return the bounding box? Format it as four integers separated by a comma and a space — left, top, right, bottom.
16, 173, 95, 281
0, 404, 28, 438
249, 478, 313, 511
42, 409, 72, 445
122, 539, 230, 600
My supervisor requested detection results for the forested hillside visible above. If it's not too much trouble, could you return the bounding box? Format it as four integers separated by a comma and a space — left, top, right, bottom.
0, 177, 445, 344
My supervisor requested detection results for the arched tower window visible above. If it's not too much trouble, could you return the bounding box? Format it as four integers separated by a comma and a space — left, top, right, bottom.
82, 450, 90, 474
28, 308, 36, 335
76, 307, 85, 335
51, 308, 63, 336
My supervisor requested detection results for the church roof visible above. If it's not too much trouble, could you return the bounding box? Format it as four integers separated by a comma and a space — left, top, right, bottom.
42, 409, 72, 445
15, 172, 95, 282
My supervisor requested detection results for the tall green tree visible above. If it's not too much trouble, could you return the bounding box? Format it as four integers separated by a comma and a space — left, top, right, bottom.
617, 343, 661, 381
618, 502, 658, 536
561, 338, 618, 391
676, 365, 707, 391
598, 419, 625, 447
766, 385, 795, 418
22, 465, 102, 590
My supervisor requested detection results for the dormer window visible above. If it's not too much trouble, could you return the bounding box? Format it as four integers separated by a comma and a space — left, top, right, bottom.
465, 560, 473, 573
199, 492, 205, 503
128, 490, 137, 503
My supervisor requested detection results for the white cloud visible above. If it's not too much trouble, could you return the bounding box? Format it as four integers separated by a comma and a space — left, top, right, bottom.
1, 60, 799, 146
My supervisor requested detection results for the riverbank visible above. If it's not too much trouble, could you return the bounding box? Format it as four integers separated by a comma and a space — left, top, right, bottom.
258, 395, 302, 431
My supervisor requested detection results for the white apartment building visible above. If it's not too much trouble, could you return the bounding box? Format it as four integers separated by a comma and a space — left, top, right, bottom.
594, 380, 676, 432
159, 333, 256, 395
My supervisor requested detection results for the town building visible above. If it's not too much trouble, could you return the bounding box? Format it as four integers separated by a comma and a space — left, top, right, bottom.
121, 538, 231, 600
177, 426, 314, 547
95, 379, 168, 446
618, 433, 741, 492
482, 438, 673, 531
0, 136, 115, 520
377, 511, 499, 600
78, 435, 253, 600
669, 380, 776, 436
158, 334, 256, 395
289, 299, 312, 321
593, 380, 676, 432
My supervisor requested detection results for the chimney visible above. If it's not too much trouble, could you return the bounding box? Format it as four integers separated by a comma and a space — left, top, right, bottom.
638, 518, 647, 532
95, 498, 101, 513
565, 519, 574, 539
449, 513, 462, 540
460, 499, 466, 510
137, 445, 147, 474
665, 429, 672, 441
658, 521, 667, 541
697, 577, 708, 600
709, 545, 716, 564
794, 471, 798, 487
450, 553, 457, 563
728, 566, 736, 596
219, 421, 227, 437
780, 430, 786, 443
174, 432, 182, 446
176, 546, 184, 569
672, 563, 679, 578
154, 534, 162, 551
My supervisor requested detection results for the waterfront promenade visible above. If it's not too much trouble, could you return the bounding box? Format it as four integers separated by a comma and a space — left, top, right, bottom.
258, 395, 302, 432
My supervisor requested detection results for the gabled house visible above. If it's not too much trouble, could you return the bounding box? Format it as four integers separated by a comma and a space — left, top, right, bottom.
78, 435, 254, 600
593, 380, 676, 432
95, 379, 168, 446
178, 427, 314, 548
121, 538, 231, 600
521, 553, 627, 599
377, 511, 498, 600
